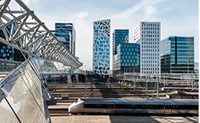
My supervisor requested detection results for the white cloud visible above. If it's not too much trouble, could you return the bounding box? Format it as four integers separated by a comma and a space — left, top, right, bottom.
110, 0, 166, 21
69, 12, 93, 70
143, 6, 157, 20
74, 12, 89, 19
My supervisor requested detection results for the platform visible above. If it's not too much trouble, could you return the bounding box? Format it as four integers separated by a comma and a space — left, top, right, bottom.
51, 115, 198, 123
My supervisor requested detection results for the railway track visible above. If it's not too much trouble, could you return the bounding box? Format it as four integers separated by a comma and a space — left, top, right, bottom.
49, 109, 70, 116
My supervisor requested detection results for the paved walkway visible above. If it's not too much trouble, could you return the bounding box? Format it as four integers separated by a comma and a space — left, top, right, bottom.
51, 115, 198, 123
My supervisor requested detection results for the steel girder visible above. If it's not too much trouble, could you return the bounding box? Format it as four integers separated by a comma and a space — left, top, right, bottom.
0, 0, 82, 69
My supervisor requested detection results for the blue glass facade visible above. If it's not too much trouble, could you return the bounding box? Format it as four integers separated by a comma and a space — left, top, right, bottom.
113, 43, 140, 73
93, 19, 110, 75
160, 36, 194, 73
0, 43, 13, 60
113, 29, 129, 55
0, 24, 25, 61
0, 24, 14, 60
55, 23, 76, 55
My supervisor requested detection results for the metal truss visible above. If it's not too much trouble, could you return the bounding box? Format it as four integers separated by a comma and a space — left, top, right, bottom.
0, 0, 82, 69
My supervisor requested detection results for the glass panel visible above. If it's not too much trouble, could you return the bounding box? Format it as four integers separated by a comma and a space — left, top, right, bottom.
0, 62, 47, 123
0, 99, 20, 123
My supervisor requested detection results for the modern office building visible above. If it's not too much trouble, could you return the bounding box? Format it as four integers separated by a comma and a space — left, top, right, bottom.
55, 23, 76, 55
113, 29, 129, 55
93, 19, 110, 75
0, 43, 25, 61
160, 36, 194, 73
0, 24, 14, 60
0, 42, 13, 60
112, 29, 129, 73
133, 22, 160, 75
113, 43, 140, 73
0, 24, 25, 62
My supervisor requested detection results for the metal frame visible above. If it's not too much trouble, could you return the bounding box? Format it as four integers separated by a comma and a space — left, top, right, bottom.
0, 0, 82, 69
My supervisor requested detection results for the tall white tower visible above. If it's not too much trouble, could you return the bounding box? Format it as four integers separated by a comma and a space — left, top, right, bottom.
133, 22, 160, 76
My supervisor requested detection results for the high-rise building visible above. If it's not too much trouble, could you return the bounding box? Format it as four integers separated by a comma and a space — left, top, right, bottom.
113, 29, 129, 55
112, 29, 129, 73
160, 36, 194, 73
133, 22, 160, 75
93, 19, 110, 75
113, 43, 140, 74
55, 23, 76, 55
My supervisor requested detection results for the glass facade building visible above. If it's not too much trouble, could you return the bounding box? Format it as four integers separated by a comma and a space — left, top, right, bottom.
113, 43, 140, 73
0, 24, 25, 62
113, 29, 129, 55
0, 24, 14, 60
112, 29, 129, 73
160, 36, 194, 73
0, 43, 13, 60
93, 19, 110, 75
55, 23, 76, 55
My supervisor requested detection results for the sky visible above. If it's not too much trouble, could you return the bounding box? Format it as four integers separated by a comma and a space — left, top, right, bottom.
22, 0, 198, 70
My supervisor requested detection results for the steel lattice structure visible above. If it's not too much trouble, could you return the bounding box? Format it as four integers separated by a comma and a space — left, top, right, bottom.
0, 0, 82, 69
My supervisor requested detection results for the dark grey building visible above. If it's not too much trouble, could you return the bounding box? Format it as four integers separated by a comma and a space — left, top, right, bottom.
160, 36, 194, 73
112, 29, 129, 73
113, 29, 129, 55
55, 23, 76, 55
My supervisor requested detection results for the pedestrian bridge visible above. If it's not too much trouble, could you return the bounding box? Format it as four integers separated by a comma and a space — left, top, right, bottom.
0, 0, 82, 123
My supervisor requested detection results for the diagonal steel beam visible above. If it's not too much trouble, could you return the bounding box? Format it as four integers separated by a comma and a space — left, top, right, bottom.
14, 24, 40, 42
0, 0, 82, 68
0, 0, 11, 17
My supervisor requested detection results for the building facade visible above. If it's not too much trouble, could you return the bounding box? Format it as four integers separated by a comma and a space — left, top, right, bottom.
112, 29, 129, 73
93, 19, 110, 75
0, 42, 13, 60
55, 23, 76, 55
0, 24, 14, 60
0, 24, 26, 62
160, 36, 194, 73
133, 22, 160, 75
113, 29, 129, 55
113, 43, 140, 73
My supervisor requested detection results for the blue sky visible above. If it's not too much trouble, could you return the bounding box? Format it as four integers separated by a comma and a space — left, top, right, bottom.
23, 0, 198, 70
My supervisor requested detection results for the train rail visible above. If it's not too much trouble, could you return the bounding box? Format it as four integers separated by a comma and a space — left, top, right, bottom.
49, 109, 69, 116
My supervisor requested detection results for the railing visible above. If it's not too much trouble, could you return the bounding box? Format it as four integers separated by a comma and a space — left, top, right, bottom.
116, 72, 199, 81
116, 72, 199, 99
